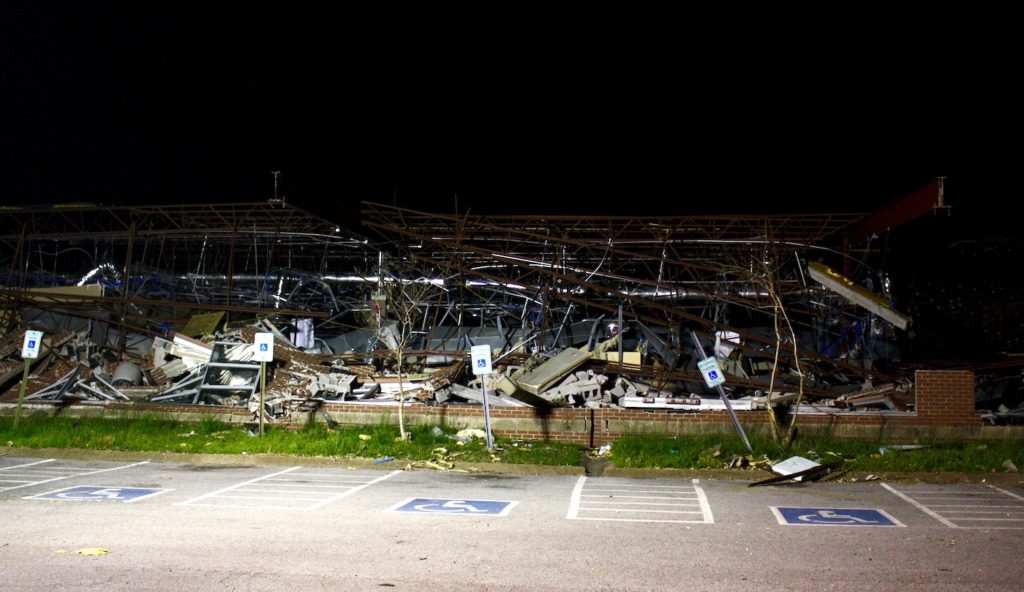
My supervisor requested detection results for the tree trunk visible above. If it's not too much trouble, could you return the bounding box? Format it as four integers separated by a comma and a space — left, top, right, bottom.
396, 349, 407, 440
781, 306, 805, 447
766, 303, 783, 444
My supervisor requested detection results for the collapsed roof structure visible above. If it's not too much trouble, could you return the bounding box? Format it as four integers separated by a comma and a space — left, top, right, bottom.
5, 179, 995, 422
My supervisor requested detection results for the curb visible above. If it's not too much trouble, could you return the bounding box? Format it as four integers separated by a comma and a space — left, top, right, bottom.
0, 446, 584, 476
3, 446, 1022, 485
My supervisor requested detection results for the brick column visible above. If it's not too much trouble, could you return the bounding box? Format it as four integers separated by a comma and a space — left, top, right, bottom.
914, 370, 981, 426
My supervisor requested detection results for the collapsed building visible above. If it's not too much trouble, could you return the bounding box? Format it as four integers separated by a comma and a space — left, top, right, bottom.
3, 178, 1014, 427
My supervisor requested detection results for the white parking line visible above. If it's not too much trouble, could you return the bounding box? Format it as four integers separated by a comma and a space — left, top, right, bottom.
176, 467, 401, 510
176, 466, 303, 507
585, 491, 704, 495
567, 477, 714, 524
990, 484, 1024, 502
585, 489, 696, 494
883, 483, 1024, 529
2, 460, 57, 470
0, 460, 149, 493
307, 471, 400, 510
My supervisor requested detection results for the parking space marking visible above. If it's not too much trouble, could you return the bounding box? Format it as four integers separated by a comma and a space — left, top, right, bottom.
25, 485, 173, 503
0, 460, 149, 493
770, 506, 904, 527
176, 467, 401, 510
390, 498, 519, 516
883, 483, 1024, 529
567, 477, 714, 524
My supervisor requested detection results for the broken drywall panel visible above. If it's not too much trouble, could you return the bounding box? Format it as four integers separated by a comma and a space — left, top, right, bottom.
180, 312, 226, 338
768, 456, 822, 483
715, 331, 741, 358
517, 347, 591, 395
594, 351, 642, 364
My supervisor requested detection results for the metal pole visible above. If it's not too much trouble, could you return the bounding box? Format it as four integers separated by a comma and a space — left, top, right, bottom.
259, 361, 266, 436
481, 377, 494, 450
117, 220, 136, 360
617, 302, 624, 363
690, 331, 753, 453
13, 359, 30, 429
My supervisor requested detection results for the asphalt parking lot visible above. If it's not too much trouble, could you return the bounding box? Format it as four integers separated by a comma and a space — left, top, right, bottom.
2, 455, 1023, 591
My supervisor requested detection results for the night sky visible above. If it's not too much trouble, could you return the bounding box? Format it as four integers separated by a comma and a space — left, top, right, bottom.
2, 5, 1020, 228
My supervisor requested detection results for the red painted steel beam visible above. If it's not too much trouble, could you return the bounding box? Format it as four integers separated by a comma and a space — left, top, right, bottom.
845, 177, 948, 244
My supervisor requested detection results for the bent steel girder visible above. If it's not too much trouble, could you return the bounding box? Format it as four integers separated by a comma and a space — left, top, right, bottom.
361, 202, 860, 323
370, 219, 890, 381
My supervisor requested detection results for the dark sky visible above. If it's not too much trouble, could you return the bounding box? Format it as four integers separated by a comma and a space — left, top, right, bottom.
3, 5, 1020, 227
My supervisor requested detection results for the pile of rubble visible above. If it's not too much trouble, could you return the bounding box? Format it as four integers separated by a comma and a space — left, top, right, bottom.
0, 315, 941, 423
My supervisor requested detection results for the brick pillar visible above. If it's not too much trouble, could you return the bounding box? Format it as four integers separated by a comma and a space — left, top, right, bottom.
914, 370, 981, 426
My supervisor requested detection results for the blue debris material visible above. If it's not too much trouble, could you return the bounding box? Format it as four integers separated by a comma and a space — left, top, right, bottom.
372, 456, 394, 464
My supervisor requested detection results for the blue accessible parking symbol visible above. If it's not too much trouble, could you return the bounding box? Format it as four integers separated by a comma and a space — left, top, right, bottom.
391, 498, 518, 516
771, 507, 903, 527
26, 485, 171, 503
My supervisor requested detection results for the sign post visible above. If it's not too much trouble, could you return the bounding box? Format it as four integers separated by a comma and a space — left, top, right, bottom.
14, 330, 43, 429
470, 345, 494, 449
690, 331, 752, 453
253, 332, 274, 436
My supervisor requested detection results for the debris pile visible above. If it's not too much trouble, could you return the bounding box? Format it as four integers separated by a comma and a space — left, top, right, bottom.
0, 189, 1002, 423
0, 313, 932, 423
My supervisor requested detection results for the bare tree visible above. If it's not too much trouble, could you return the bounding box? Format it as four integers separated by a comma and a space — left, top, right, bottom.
744, 241, 806, 446
715, 239, 807, 446
363, 257, 438, 440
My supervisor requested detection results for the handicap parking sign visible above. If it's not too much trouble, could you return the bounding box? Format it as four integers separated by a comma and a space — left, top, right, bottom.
21, 330, 44, 359
253, 332, 274, 361
697, 357, 725, 388
25, 485, 171, 503
391, 497, 518, 516
771, 506, 903, 527
470, 345, 493, 376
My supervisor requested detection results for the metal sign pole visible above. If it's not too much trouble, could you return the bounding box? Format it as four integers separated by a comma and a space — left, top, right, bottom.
470, 345, 495, 451
690, 331, 753, 453
259, 361, 266, 436
13, 359, 30, 429
481, 378, 494, 450
253, 332, 274, 437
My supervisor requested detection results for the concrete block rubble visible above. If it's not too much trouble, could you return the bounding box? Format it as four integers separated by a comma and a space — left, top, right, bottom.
0, 316, 931, 423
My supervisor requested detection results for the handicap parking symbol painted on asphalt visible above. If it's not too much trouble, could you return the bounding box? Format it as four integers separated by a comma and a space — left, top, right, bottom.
771, 506, 904, 527
25, 485, 172, 503
390, 497, 518, 516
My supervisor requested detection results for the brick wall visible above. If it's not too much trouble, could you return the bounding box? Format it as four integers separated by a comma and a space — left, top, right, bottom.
9, 370, 988, 444
317, 369, 983, 444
